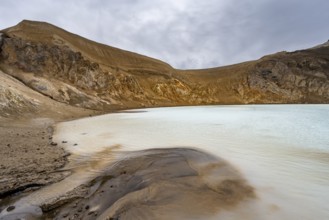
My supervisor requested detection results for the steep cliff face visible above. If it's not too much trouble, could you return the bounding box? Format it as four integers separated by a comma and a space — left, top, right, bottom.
0, 20, 328, 115
245, 49, 329, 103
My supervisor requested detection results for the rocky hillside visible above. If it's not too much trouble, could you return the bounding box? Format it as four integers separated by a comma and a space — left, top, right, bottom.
0, 20, 328, 116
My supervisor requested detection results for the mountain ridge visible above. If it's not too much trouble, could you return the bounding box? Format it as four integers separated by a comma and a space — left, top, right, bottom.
2, 20, 174, 72
1, 20, 328, 117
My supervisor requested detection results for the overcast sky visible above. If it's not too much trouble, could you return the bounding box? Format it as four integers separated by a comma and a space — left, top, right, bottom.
1, 0, 329, 69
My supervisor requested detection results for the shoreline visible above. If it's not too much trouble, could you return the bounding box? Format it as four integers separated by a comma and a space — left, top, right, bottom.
0, 109, 257, 219
1, 105, 329, 219
0, 107, 100, 210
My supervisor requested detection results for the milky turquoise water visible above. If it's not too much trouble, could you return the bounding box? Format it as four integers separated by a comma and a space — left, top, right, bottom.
51, 104, 329, 219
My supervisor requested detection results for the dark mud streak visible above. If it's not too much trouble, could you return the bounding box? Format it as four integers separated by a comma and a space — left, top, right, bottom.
0, 147, 256, 219
0, 184, 44, 199
40, 148, 256, 220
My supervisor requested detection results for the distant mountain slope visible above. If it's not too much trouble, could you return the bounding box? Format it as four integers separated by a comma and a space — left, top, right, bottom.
2, 20, 173, 73
0, 20, 328, 116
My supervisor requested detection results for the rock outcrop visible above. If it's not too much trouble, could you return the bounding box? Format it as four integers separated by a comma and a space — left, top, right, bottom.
245, 49, 329, 103
0, 20, 328, 115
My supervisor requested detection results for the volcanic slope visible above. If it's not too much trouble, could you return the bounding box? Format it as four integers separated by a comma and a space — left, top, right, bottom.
1, 20, 329, 116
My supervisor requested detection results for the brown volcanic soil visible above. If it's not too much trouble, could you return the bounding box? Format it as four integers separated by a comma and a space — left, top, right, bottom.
0, 118, 69, 199
0, 110, 97, 207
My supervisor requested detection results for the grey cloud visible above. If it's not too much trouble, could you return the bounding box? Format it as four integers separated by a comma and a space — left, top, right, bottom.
1, 0, 329, 69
